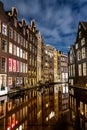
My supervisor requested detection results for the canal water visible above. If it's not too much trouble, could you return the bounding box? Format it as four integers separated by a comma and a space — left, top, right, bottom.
0, 85, 70, 130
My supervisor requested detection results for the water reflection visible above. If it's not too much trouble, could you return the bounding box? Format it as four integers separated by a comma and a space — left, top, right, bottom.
0, 85, 69, 130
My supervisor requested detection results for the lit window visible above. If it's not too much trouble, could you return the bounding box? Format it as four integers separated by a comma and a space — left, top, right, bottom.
77, 50, 81, 61
8, 77, 12, 86
16, 61, 19, 72
13, 60, 16, 72
73, 64, 75, 76
9, 58, 12, 72
78, 64, 82, 76
13, 45, 16, 55
25, 52, 27, 60
80, 101, 84, 114
26, 41, 28, 49
23, 50, 25, 59
17, 47, 19, 57
20, 49, 22, 58
75, 43, 78, 49
26, 64, 27, 73
81, 38, 85, 46
2, 23, 7, 35
83, 63, 86, 76
82, 47, 86, 59
2, 39, 7, 52
9, 42, 12, 54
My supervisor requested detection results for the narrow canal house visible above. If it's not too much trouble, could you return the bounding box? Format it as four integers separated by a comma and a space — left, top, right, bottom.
0, 1, 37, 91
68, 21, 87, 129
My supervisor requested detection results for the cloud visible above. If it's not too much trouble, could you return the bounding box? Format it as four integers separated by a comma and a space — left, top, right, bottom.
1, 0, 87, 53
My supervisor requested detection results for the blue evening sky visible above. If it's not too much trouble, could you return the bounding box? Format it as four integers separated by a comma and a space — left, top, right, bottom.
1, 0, 87, 53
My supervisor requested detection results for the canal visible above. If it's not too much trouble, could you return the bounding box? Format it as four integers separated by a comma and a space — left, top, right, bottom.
0, 85, 72, 130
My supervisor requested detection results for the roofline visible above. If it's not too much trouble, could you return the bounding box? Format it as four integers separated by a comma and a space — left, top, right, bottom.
81, 22, 86, 30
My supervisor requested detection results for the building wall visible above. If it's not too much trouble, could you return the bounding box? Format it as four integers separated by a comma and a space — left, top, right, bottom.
0, 2, 37, 90
54, 49, 58, 82
36, 31, 42, 83
43, 44, 54, 83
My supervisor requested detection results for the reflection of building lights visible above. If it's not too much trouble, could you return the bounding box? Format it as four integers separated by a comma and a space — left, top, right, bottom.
72, 115, 75, 119
12, 123, 15, 128
7, 120, 18, 130
46, 111, 55, 121
19, 125, 22, 130
7, 126, 11, 130
16, 120, 18, 124
46, 117, 48, 121
46, 103, 49, 108
49, 111, 55, 119
81, 112, 84, 115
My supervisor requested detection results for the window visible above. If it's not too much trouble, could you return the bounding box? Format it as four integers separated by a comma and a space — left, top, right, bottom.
2, 39, 7, 52
23, 63, 25, 73
20, 62, 22, 72
26, 64, 27, 73
82, 47, 86, 59
73, 64, 75, 76
69, 66, 70, 77
2, 23, 7, 35
80, 102, 84, 114
78, 64, 82, 76
83, 63, 86, 76
26, 41, 28, 49
77, 50, 81, 61
17, 47, 19, 57
75, 43, 78, 49
9, 27, 13, 39
13, 45, 16, 55
23, 50, 25, 59
20, 36, 23, 46
25, 52, 27, 60
20, 49, 22, 58
9, 58, 12, 72
71, 65, 72, 76
8, 77, 12, 86
9, 42, 12, 54
18, 34, 20, 44
13, 60, 16, 72
1, 57, 6, 72
81, 38, 85, 46
16, 61, 19, 72
14, 31, 16, 41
